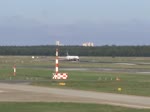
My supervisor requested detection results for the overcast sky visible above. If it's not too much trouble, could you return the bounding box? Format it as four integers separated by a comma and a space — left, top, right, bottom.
0, 0, 150, 45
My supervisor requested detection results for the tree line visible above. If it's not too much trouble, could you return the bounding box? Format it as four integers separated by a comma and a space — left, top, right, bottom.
0, 45, 150, 57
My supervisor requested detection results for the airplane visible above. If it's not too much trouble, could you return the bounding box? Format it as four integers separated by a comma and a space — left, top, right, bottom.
59, 52, 79, 61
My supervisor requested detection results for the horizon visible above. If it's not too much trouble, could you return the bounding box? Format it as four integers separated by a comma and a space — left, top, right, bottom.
0, 44, 150, 47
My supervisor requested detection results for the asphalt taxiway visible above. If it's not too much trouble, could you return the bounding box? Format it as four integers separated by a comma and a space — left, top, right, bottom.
0, 83, 149, 109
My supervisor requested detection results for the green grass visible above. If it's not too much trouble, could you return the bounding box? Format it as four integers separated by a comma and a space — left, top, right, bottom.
32, 71, 150, 96
0, 102, 149, 112
1, 56, 150, 69
0, 68, 150, 96
0, 56, 150, 111
0, 56, 150, 96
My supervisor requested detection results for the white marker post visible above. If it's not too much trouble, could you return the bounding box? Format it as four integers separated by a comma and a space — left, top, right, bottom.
13, 65, 16, 76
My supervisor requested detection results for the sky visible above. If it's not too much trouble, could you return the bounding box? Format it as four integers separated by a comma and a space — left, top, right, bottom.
0, 0, 150, 46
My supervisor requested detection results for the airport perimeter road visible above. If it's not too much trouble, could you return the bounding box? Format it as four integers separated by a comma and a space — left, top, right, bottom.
0, 83, 150, 109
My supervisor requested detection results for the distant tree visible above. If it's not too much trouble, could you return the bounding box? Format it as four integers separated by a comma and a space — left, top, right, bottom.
0, 45, 150, 57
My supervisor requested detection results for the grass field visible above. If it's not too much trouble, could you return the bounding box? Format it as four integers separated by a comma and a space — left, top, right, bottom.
0, 102, 149, 112
0, 56, 150, 96
0, 56, 150, 111
32, 71, 150, 96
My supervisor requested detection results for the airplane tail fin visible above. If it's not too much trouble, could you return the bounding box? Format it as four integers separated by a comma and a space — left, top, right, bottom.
66, 51, 69, 56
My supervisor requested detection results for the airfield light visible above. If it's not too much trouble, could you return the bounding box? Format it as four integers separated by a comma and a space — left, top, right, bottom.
118, 88, 122, 92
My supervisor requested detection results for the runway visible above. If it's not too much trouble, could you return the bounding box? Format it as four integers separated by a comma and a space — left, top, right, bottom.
0, 83, 150, 109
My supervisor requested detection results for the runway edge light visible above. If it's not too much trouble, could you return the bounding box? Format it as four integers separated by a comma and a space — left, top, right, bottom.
118, 88, 122, 92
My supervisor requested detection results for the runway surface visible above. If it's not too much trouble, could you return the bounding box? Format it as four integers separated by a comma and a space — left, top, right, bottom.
0, 83, 150, 109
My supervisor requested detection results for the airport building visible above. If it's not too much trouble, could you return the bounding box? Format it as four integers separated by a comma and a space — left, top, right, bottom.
82, 42, 94, 47
56, 41, 63, 46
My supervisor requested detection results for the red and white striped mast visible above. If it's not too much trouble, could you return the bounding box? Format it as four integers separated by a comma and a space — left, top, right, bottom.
55, 48, 59, 75
52, 48, 68, 80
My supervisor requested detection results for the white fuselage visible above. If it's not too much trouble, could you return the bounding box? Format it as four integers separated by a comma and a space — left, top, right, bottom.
66, 56, 79, 61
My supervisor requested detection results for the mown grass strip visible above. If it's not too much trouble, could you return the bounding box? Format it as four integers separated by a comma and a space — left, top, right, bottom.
0, 102, 149, 112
